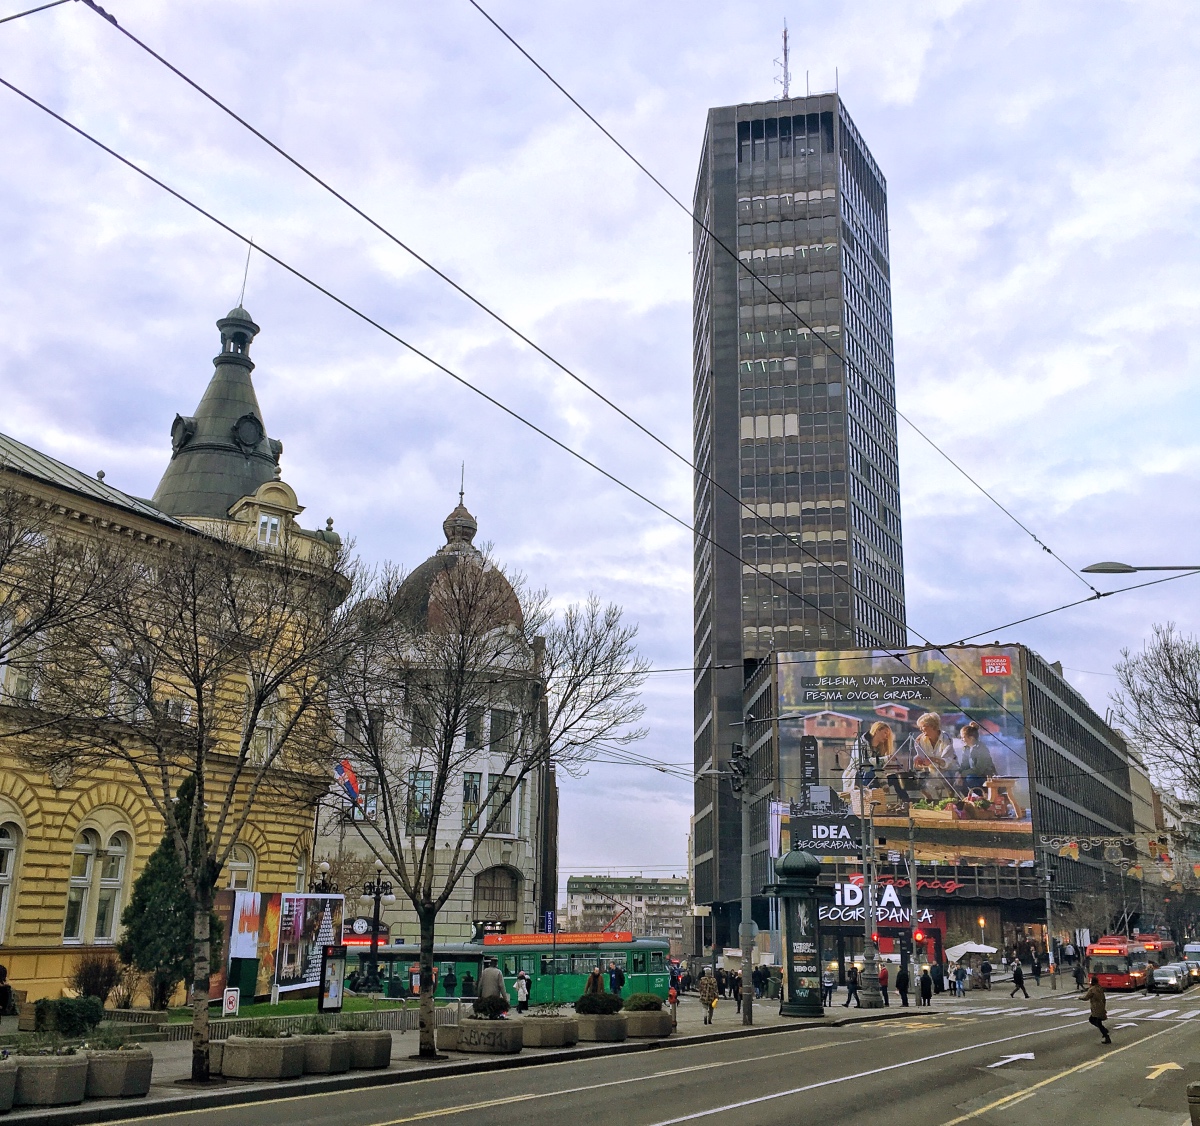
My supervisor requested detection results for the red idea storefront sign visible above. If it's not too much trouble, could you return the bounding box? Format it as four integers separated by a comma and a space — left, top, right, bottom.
980, 654, 1012, 676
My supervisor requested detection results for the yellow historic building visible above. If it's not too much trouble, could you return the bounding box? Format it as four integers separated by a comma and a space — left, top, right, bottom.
0, 306, 340, 1000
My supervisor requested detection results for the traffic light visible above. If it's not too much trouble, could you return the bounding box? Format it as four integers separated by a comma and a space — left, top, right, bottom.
913, 929, 925, 944
871, 933, 879, 945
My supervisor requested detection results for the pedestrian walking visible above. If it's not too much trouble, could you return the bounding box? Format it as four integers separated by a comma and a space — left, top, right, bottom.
460, 971, 476, 998
896, 965, 910, 1007
1031, 957, 1041, 987
668, 985, 679, 1030
931, 961, 944, 994
585, 967, 605, 994
843, 963, 861, 1008
1073, 962, 1087, 991
698, 968, 719, 1025
1010, 963, 1029, 999
878, 963, 890, 1006
1083, 976, 1111, 1044
442, 966, 458, 997
954, 965, 966, 997
479, 958, 506, 1004
733, 972, 743, 1014
515, 971, 530, 1012
821, 967, 836, 1007
919, 969, 933, 1006
980, 958, 992, 991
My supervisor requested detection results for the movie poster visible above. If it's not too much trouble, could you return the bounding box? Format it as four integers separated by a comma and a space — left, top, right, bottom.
275, 894, 344, 994
773, 646, 1034, 867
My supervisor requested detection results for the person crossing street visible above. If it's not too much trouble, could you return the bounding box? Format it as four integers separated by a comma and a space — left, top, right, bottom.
843, 963, 861, 1008
698, 967, 719, 1025
1083, 975, 1111, 1044
1010, 962, 1029, 999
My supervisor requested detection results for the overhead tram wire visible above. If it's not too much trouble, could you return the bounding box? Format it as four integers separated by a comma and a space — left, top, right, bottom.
460, 0, 1139, 748
0, 0, 68, 26
0, 75, 873, 663
465, 0, 1096, 595
67, 0, 1093, 724
68, 0, 909, 654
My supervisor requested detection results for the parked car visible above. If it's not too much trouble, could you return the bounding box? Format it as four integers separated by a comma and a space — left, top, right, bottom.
1151, 963, 1190, 993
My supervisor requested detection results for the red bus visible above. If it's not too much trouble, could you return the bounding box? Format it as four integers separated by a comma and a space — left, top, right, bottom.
1139, 934, 1176, 968
1084, 936, 1150, 991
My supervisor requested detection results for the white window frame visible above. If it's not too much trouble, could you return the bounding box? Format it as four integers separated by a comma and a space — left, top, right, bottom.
226, 844, 256, 891
63, 830, 99, 943
0, 824, 18, 943
257, 513, 281, 546
92, 832, 129, 943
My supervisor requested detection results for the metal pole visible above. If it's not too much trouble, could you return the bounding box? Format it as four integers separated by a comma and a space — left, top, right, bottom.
1043, 845, 1057, 990
908, 816, 919, 969
740, 785, 754, 1025
370, 886, 382, 991
859, 799, 882, 1006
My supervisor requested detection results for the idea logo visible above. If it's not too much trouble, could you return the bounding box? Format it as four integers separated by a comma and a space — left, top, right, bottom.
981, 654, 1011, 676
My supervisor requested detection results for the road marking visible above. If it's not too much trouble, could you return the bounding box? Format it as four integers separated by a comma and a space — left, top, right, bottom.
987, 1052, 1035, 1068
1176, 1010, 1200, 1020
641, 1020, 1091, 1126
1116, 1022, 1139, 1029
1146, 1062, 1183, 1080
1144, 1010, 1179, 1020
936, 1022, 1179, 1125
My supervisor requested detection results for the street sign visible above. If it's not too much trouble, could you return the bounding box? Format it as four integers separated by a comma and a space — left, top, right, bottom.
222, 987, 240, 1017
887, 850, 901, 864
543, 910, 555, 933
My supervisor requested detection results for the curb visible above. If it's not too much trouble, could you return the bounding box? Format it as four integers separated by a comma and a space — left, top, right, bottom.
4, 1007, 933, 1125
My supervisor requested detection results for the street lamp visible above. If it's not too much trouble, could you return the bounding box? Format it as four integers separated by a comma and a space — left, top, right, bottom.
978, 915, 986, 945
359, 858, 396, 993
1081, 562, 1200, 573
309, 860, 338, 895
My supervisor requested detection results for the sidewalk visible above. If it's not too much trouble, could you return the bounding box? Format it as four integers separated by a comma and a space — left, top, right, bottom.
2, 997, 935, 1125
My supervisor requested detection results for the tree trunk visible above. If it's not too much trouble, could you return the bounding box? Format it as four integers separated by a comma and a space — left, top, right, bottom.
190, 891, 213, 1082
417, 906, 438, 1058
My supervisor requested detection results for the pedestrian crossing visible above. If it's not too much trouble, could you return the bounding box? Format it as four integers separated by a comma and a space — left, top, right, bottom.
952, 995, 1200, 1023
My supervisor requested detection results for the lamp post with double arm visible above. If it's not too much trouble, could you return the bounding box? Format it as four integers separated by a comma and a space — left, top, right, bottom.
359, 858, 396, 993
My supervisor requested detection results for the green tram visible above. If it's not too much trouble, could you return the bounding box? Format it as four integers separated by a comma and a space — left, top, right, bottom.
353, 934, 671, 1005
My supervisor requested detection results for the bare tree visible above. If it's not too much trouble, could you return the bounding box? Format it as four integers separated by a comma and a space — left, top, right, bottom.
0, 482, 126, 712
331, 553, 647, 1058
1113, 623, 1200, 798
18, 526, 359, 1080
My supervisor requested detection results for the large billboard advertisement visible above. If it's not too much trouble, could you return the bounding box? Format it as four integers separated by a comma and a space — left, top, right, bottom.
774, 647, 1033, 867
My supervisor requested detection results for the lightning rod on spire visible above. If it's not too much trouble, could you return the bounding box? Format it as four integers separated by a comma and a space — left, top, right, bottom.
238, 238, 255, 307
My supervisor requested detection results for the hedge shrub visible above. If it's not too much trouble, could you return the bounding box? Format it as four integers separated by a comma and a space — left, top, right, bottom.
34, 996, 104, 1037
574, 992, 623, 1015
471, 995, 510, 1020
622, 992, 663, 1012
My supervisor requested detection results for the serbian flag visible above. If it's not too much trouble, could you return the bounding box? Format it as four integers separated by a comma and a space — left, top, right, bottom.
335, 759, 361, 806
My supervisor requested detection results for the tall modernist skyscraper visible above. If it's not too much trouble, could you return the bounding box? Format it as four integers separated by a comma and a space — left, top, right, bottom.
691, 94, 906, 940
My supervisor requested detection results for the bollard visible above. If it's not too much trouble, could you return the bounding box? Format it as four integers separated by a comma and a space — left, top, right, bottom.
1188, 1081, 1200, 1126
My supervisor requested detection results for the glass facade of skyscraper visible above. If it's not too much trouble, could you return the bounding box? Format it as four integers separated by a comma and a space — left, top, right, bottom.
692, 94, 906, 928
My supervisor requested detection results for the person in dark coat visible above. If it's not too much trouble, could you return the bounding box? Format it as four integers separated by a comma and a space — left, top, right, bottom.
1083, 976, 1111, 1043
896, 965, 910, 1007
1030, 955, 1041, 986
843, 963, 861, 1008
1073, 962, 1087, 991
585, 967, 605, 994
919, 969, 933, 1005
931, 962, 945, 994
460, 971, 476, 998
442, 967, 458, 997
1010, 962, 1029, 999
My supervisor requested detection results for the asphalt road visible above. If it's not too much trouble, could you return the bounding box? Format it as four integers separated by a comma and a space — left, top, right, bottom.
104, 989, 1200, 1126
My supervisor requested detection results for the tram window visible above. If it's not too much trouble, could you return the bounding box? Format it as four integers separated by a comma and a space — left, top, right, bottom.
501, 955, 517, 976
631, 952, 647, 973
571, 953, 601, 975
650, 952, 665, 972
520, 955, 536, 974
540, 954, 569, 975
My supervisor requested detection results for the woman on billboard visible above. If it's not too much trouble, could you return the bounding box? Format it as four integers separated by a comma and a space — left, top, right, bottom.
913, 713, 958, 801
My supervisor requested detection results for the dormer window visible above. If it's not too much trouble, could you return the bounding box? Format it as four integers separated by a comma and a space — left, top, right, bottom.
257, 514, 280, 546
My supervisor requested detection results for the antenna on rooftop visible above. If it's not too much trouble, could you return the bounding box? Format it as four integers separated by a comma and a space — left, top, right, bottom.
774, 20, 791, 99
237, 238, 255, 307
459, 461, 465, 506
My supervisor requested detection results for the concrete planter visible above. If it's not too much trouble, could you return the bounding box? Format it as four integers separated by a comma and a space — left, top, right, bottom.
220, 1036, 305, 1080
298, 1034, 351, 1075
345, 1030, 393, 1070
623, 1009, 672, 1038
455, 1018, 523, 1054
13, 1055, 89, 1107
209, 1042, 224, 1076
85, 1048, 155, 1098
0, 1058, 15, 1114
436, 1026, 459, 1051
576, 1014, 627, 1042
519, 1016, 579, 1047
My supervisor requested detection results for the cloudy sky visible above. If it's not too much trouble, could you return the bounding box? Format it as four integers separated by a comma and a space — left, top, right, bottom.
2, 0, 1198, 890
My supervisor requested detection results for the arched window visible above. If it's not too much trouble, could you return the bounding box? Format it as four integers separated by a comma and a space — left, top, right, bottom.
0, 824, 18, 942
472, 866, 518, 924
93, 832, 129, 943
294, 854, 308, 893
64, 829, 99, 942
226, 845, 256, 891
